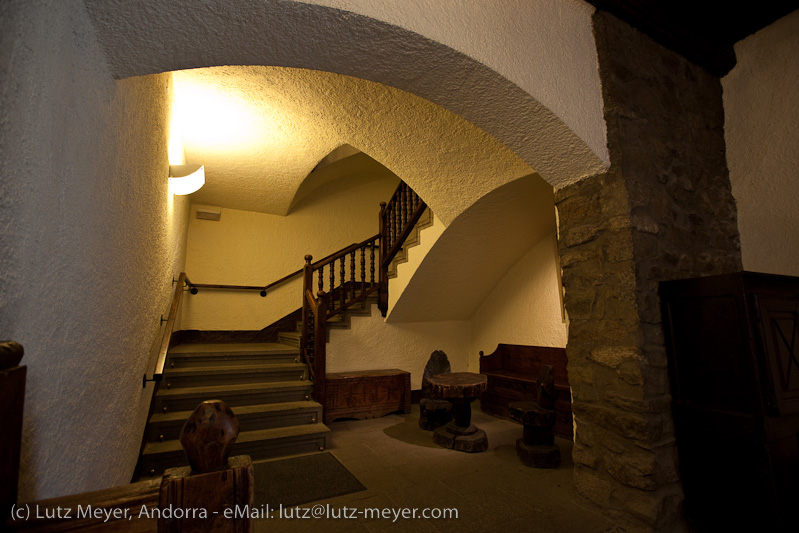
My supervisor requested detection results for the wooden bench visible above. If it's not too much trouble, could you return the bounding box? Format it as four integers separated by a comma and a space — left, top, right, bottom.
324, 369, 411, 423
479, 344, 573, 439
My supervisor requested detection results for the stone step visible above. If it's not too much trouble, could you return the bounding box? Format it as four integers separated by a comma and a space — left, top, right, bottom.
139, 423, 332, 478
154, 381, 313, 413
387, 206, 433, 279
166, 342, 300, 368
162, 363, 308, 388
145, 400, 323, 443
277, 331, 301, 347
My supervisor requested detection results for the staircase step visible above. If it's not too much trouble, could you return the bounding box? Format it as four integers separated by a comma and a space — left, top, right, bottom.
145, 401, 323, 442
277, 331, 301, 347
139, 424, 332, 478
166, 342, 300, 368
163, 363, 308, 388
154, 381, 313, 413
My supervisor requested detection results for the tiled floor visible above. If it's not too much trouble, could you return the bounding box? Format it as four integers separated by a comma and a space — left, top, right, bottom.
254, 405, 620, 532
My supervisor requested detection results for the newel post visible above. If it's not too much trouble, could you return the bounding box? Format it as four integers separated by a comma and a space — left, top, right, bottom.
378, 201, 388, 317
159, 400, 253, 533
300, 254, 313, 358
313, 290, 329, 411
1, 342, 26, 520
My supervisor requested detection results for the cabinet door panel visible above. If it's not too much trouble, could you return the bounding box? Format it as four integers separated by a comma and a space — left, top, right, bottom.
755, 296, 799, 415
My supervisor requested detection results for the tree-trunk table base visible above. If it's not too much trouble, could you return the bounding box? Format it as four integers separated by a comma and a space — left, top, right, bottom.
433, 421, 488, 453
516, 439, 561, 468
426, 372, 489, 453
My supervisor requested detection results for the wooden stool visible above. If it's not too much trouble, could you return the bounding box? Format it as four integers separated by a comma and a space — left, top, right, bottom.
419, 398, 453, 430
508, 365, 560, 468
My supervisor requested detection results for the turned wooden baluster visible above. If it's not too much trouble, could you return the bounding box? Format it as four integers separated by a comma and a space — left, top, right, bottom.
313, 290, 328, 407
301, 254, 313, 368
339, 256, 345, 310
390, 204, 397, 248
360, 247, 366, 295
317, 264, 324, 294
370, 241, 376, 286
400, 182, 408, 231
305, 305, 315, 366
329, 257, 334, 300
350, 249, 356, 301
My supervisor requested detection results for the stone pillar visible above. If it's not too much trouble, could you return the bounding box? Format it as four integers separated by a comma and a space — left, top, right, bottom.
556, 11, 742, 531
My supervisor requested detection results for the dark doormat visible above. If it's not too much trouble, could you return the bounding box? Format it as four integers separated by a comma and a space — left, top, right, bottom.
253, 452, 366, 507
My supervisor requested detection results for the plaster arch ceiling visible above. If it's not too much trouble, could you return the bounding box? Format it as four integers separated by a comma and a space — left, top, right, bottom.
84, 0, 609, 194
388, 174, 558, 322
170, 65, 532, 224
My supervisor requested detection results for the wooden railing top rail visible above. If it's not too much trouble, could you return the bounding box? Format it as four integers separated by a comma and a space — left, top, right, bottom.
186, 267, 303, 295
144, 272, 187, 386
185, 237, 377, 296
381, 201, 427, 268
310, 234, 380, 271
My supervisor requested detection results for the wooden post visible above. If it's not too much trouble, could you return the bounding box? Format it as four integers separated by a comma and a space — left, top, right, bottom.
313, 291, 328, 414
159, 400, 253, 533
378, 202, 388, 317
300, 255, 313, 362
1, 341, 26, 520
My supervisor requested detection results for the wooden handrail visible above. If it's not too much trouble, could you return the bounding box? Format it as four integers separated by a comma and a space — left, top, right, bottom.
187, 267, 303, 295
310, 234, 380, 270
381, 201, 427, 268
144, 273, 187, 386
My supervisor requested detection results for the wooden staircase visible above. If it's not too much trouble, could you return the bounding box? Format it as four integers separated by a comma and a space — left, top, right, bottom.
136, 342, 330, 478
137, 179, 426, 480
279, 295, 377, 347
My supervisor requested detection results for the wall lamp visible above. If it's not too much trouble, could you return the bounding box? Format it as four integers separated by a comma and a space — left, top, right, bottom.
169, 164, 205, 195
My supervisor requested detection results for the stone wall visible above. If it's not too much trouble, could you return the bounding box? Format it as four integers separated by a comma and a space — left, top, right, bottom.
556, 11, 743, 531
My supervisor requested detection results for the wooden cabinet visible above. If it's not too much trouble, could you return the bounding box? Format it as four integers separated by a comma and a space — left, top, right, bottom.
660, 272, 799, 530
324, 369, 411, 423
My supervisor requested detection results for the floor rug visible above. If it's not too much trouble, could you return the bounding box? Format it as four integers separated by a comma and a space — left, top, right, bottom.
253, 452, 366, 507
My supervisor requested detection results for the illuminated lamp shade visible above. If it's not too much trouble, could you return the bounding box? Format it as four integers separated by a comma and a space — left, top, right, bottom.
169, 164, 205, 195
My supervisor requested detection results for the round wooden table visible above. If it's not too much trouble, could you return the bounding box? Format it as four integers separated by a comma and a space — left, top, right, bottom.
426, 372, 488, 452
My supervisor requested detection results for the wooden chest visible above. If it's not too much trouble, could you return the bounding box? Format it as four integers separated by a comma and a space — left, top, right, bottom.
324, 369, 411, 423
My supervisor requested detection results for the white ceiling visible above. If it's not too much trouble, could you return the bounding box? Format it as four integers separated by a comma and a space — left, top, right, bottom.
168, 66, 535, 224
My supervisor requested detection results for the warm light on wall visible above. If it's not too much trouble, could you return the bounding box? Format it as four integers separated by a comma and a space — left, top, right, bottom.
169, 164, 205, 195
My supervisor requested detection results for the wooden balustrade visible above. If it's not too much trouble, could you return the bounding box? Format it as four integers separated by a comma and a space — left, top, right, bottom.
300, 235, 383, 410
378, 181, 427, 315
300, 180, 426, 415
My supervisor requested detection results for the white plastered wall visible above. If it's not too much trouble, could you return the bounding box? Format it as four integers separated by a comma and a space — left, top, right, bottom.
326, 311, 470, 390
298, 0, 608, 178
327, 232, 568, 389
181, 174, 397, 330
469, 233, 569, 368
723, 9, 799, 277
0, 0, 189, 500
83, 0, 609, 190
